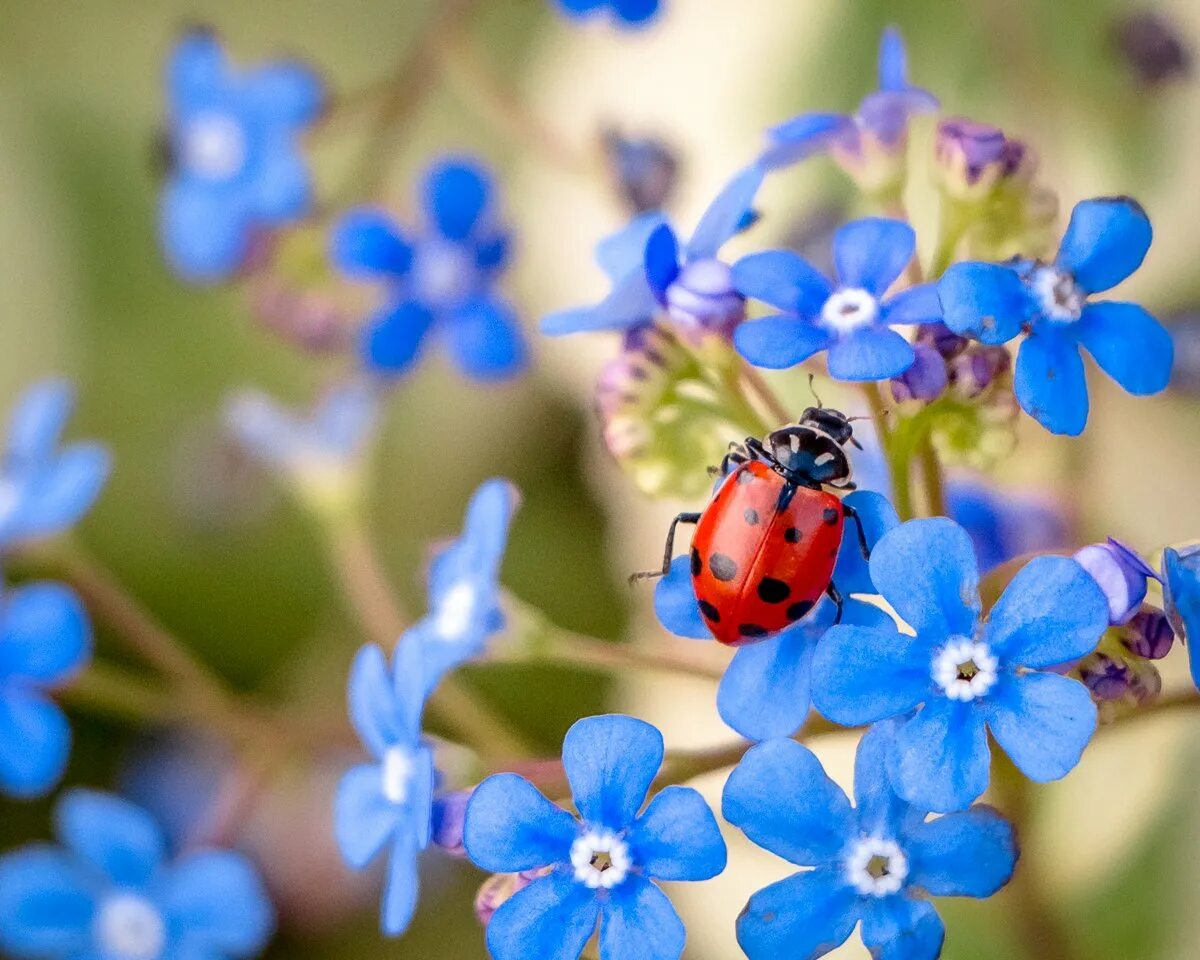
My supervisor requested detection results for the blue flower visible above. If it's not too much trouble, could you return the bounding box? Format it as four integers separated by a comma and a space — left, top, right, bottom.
938, 197, 1174, 435
761, 27, 938, 171
0, 380, 111, 550
0, 789, 273, 960
654, 490, 897, 740
723, 722, 1016, 960
1162, 545, 1200, 691
160, 29, 324, 283
1073, 537, 1159, 625
812, 517, 1108, 812
553, 0, 662, 28
333, 158, 527, 381
411, 478, 520, 695
945, 477, 1069, 574
733, 219, 941, 380
541, 166, 763, 339
464, 714, 725, 960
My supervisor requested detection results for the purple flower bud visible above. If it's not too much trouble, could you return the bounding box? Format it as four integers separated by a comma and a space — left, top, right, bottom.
1120, 605, 1175, 660
1111, 12, 1191, 89
1126, 659, 1163, 705
948, 344, 1010, 399
920, 321, 969, 360
431, 790, 471, 858
665, 259, 745, 337
1079, 652, 1131, 702
935, 118, 1031, 198
1074, 538, 1159, 625
1168, 313, 1200, 395
474, 868, 551, 927
603, 129, 680, 214
891, 341, 947, 403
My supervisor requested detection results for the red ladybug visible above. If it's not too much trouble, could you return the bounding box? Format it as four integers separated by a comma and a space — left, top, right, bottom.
635, 407, 869, 647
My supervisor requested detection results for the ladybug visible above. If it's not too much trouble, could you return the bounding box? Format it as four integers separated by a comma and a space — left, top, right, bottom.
634, 406, 870, 647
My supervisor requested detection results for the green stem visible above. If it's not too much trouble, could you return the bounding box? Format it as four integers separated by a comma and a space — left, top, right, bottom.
917, 434, 947, 518
495, 626, 727, 682
739, 362, 793, 427
61, 661, 176, 727
929, 197, 974, 279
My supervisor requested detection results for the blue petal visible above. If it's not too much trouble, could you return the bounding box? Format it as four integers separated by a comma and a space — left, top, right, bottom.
0, 691, 70, 798
333, 763, 402, 869
760, 113, 854, 170
362, 300, 435, 376
732, 251, 833, 315
14, 444, 111, 543
883, 283, 942, 325
445, 298, 529, 381
348, 645, 402, 759
55, 790, 166, 888
937, 262, 1030, 345
159, 851, 274, 954
247, 139, 311, 221
382, 829, 419, 937
486, 870, 600, 960
981, 672, 1096, 783
722, 739, 854, 865
906, 806, 1017, 897
1014, 330, 1089, 436
1163, 548, 1200, 689
628, 786, 726, 881
734, 314, 832, 369
5, 380, 71, 467
985, 556, 1108, 668
444, 477, 520, 588
599, 876, 684, 960
596, 213, 670, 283
159, 180, 249, 284
876, 26, 911, 91
857, 88, 939, 144
833, 490, 900, 595
643, 224, 680, 302
869, 517, 981, 639
888, 699, 990, 813
853, 718, 912, 837
653, 556, 710, 640
423, 158, 491, 242
833, 219, 915, 297
826, 326, 916, 381
612, 0, 661, 25
563, 715, 663, 828
1077, 301, 1174, 396
686, 165, 764, 261
390, 636, 427, 744
736, 869, 858, 960
167, 31, 228, 105
859, 896, 945, 960
0, 847, 94, 958
541, 270, 659, 335
0, 583, 90, 685
810, 624, 932, 726
1056, 197, 1152, 294
244, 61, 324, 125
463, 773, 578, 873
331, 209, 413, 278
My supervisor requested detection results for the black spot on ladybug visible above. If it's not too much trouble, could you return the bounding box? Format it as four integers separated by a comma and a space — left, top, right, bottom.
822, 507, 840, 525
698, 599, 721, 622
757, 578, 791, 604
787, 600, 815, 621
736, 470, 755, 485
690, 548, 702, 576
709, 553, 738, 581
738, 623, 768, 638
784, 527, 802, 544
744, 508, 760, 526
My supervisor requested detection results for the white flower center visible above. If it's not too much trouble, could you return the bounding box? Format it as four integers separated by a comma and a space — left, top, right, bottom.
381, 745, 415, 805
570, 830, 632, 890
820, 288, 878, 335
932, 637, 999, 702
845, 837, 909, 897
94, 893, 166, 960
413, 241, 474, 307
1030, 266, 1085, 322
179, 112, 247, 182
433, 581, 478, 641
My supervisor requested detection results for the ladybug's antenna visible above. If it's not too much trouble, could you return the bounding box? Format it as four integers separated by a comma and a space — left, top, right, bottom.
807, 374, 823, 409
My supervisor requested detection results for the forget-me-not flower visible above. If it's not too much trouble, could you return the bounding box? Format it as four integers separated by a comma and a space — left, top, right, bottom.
464, 714, 726, 960
733, 218, 941, 380
938, 197, 1174, 435
161, 29, 324, 283
812, 517, 1108, 812
0, 789, 274, 960
333, 158, 527, 381
654, 490, 897, 741
723, 722, 1017, 960
541, 166, 763, 339
553, 0, 661, 28
1162, 545, 1200, 691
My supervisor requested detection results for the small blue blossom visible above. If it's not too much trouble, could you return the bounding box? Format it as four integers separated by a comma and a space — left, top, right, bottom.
464, 714, 725, 960
654, 490, 897, 740
812, 517, 1108, 813
733, 219, 941, 380
938, 197, 1174, 435
761, 27, 938, 171
0, 789, 274, 960
1162, 545, 1200, 691
1073, 538, 1159, 626
945, 477, 1069, 574
541, 165, 763, 339
553, 0, 662, 28
333, 158, 527, 381
161, 29, 324, 283
723, 722, 1017, 960
0, 380, 111, 551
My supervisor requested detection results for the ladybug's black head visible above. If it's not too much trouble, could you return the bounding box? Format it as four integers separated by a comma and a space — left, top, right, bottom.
762, 407, 859, 489
797, 406, 857, 447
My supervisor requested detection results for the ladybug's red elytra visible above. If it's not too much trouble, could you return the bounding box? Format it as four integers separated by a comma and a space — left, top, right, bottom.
633, 407, 871, 647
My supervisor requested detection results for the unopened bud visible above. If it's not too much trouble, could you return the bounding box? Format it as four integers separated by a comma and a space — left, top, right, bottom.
1120, 606, 1175, 661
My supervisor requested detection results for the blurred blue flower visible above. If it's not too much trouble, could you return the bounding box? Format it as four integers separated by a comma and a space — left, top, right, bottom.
541, 166, 763, 339
160, 29, 324, 283
761, 27, 938, 171
0, 789, 273, 960
654, 490, 898, 740
812, 518, 1108, 812
1073, 537, 1158, 625
411, 478, 520, 695
939, 197, 1174, 435
333, 158, 527, 381
0, 380, 110, 551
553, 0, 661, 28
733, 219, 940, 380
1162, 545, 1200, 690
945, 477, 1069, 574
723, 722, 1016, 960
464, 714, 725, 960
0, 583, 90, 798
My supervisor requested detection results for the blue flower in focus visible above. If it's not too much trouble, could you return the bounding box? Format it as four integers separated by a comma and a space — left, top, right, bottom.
553, 0, 661, 28
0, 380, 111, 551
161, 29, 324, 283
542, 166, 763, 339
723, 722, 1016, 960
411, 478, 519, 695
761, 27, 938, 171
812, 518, 1108, 812
464, 714, 725, 960
654, 490, 897, 740
945, 477, 1069, 574
333, 159, 527, 381
1162, 545, 1200, 691
939, 197, 1174, 435
733, 219, 941, 380
0, 789, 273, 960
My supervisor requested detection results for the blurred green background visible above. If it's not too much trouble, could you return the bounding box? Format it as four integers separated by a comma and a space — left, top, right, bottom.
2, 0, 1200, 957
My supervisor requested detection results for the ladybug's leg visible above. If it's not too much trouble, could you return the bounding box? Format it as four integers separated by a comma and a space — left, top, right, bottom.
842, 503, 871, 562
826, 581, 845, 624
628, 512, 702, 584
